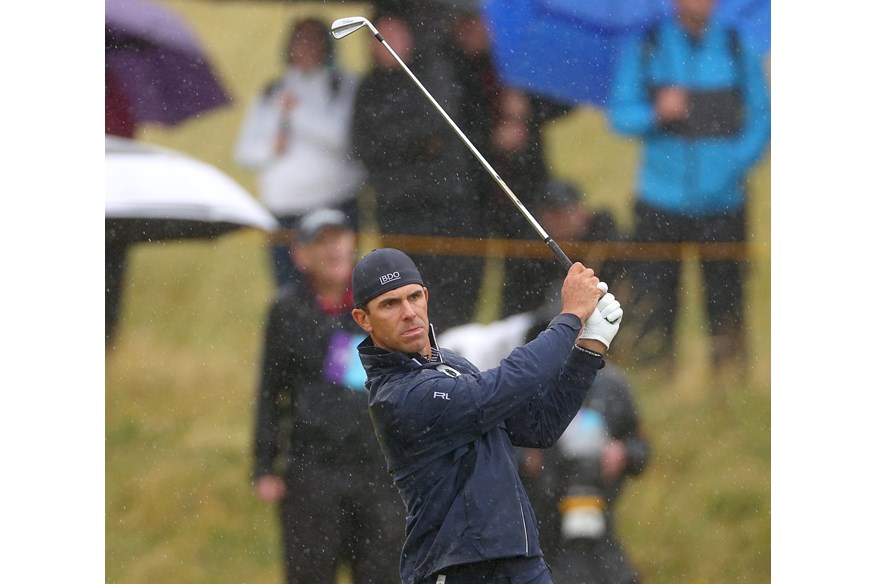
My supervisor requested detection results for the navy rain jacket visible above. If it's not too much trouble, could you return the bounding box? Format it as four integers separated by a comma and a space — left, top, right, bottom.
358, 313, 603, 584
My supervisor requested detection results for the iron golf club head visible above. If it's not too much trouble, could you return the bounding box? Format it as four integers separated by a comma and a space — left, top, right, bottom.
331, 16, 376, 39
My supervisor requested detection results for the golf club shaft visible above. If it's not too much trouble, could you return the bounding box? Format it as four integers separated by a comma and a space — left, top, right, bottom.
368, 29, 574, 271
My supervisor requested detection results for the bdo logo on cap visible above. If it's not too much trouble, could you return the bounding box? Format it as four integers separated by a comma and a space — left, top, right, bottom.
379, 271, 401, 285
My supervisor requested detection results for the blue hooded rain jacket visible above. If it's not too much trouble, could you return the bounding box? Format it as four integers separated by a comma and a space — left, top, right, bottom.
609, 17, 771, 216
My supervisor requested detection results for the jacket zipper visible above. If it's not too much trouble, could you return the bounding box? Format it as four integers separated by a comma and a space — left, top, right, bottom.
517, 491, 529, 554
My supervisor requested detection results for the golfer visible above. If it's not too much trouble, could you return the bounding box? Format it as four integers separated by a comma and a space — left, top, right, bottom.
351, 248, 623, 584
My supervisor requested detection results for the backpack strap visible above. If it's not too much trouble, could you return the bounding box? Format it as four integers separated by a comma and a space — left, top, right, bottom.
641, 22, 744, 86
727, 26, 741, 57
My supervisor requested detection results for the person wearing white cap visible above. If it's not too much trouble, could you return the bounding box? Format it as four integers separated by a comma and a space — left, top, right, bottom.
251, 210, 404, 583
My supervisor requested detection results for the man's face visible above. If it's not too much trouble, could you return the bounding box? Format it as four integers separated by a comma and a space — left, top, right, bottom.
453, 14, 490, 57
293, 228, 356, 290
540, 203, 590, 241
288, 22, 328, 70
676, 0, 715, 25
372, 17, 414, 69
353, 284, 430, 355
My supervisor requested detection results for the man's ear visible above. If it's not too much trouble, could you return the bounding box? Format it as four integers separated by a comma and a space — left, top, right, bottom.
351, 307, 371, 333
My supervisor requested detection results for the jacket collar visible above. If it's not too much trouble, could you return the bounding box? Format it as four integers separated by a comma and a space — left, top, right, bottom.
357, 324, 444, 377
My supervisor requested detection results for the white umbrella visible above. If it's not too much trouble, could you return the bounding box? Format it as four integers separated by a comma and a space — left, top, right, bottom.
105, 136, 278, 345
105, 136, 278, 240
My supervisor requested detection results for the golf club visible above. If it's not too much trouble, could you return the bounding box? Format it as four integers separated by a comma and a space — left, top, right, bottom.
331, 15, 574, 271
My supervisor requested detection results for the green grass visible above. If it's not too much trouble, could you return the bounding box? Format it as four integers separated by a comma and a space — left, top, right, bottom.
106, 2, 770, 583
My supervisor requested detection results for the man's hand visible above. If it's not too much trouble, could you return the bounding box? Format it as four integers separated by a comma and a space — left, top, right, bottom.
601, 439, 628, 483
655, 86, 689, 124
253, 475, 286, 503
560, 263, 603, 323
578, 283, 623, 352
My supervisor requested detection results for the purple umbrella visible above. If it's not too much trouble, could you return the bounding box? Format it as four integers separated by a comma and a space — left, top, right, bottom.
105, 0, 231, 127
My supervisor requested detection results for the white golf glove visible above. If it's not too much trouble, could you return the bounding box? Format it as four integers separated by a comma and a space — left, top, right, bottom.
578, 282, 623, 350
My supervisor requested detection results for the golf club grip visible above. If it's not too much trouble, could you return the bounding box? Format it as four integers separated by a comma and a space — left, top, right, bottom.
546, 238, 574, 271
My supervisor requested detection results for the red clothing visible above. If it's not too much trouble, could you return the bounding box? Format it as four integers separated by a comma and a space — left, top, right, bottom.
105, 68, 137, 138
315, 287, 354, 316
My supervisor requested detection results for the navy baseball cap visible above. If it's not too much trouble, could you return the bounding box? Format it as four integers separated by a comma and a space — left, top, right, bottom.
352, 248, 424, 308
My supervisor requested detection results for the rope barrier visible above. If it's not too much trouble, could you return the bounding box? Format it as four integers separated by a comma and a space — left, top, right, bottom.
270, 229, 770, 261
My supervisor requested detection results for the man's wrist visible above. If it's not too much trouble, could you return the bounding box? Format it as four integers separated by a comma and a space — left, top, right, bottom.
572, 343, 607, 370
576, 338, 607, 355
574, 345, 604, 359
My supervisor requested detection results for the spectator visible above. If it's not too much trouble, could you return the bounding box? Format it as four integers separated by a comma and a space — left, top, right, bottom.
105, 67, 137, 139
104, 227, 128, 347
234, 17, 365, 288
490, 88, 572, 319
251, 208, 405, 583
105, 68, 139, 347
607, 0, 770, 371
446, 8, 503, 167
350, 12, 487, 331
372, 0, 461, 112
443, 9, 574, 319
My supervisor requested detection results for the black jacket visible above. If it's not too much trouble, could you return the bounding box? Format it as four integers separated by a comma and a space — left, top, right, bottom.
253, 284, 384, 479
350, 66, 482, 235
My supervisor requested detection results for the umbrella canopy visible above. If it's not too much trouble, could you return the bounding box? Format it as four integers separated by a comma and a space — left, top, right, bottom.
483, 0, 770, 107
105, 0, 231, 127
105, 136, 278, 243
105, 136, 277, 345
